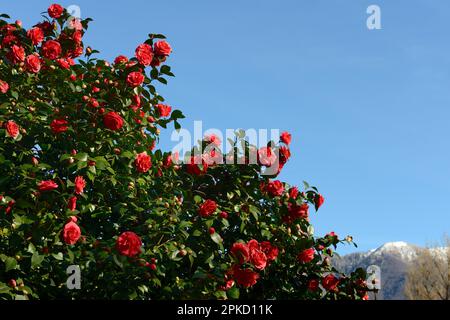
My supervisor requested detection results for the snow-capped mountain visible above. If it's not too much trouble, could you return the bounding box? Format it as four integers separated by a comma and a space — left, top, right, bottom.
369, 241, 418, 261
333, 241, 447, 300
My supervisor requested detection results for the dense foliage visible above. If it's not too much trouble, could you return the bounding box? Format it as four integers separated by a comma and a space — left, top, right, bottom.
0, 5, 369, 300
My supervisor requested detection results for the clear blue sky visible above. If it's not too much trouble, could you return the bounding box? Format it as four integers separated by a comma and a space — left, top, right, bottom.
4, 1, 450, 254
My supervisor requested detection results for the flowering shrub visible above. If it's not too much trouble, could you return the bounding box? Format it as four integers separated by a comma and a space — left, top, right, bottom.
0, 5, 369, 300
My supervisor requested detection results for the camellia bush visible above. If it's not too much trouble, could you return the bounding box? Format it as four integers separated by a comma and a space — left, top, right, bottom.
0, 5, 370, 300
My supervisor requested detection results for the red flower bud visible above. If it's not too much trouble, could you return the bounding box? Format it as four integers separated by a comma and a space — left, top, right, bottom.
8, 279, 17, 288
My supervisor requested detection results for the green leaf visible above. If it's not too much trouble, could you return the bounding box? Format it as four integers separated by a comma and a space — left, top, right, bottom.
170, 110, 185, 119
214, 290, 227, 299
249, 205, 259, 221
210, 232, 222, 245
27, 243, 36, 254
228, 287, 240, 299
86, 170, 95, 182
192, 230, 202, 237
303, 181, 310, 190
88, 165, 96, 175
160, 65, 171, 74
0, 282, 11, 294
150, 68, 159, 79
5, 257, 17, 272
13, 214, 34, 226
31, 252, 44, 269
157, 77, 167, 85
75, 153, 88, 162
121, 151, 134, 158
170, 250, 182, 261
174, 120, 181, 131
67, 249, 75, 263
52, 252, 64, 261
205, 252, 214, 265
77, 161, 87, 170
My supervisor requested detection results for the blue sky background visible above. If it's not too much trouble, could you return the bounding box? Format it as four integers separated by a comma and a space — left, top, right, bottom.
3, 1, 450, 254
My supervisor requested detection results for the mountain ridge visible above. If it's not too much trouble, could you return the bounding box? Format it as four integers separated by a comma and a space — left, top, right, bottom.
334, 241, 447, 300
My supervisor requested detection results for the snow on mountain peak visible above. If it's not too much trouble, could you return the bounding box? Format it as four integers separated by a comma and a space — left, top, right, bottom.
379, 241, 410, 249
372, 241, 418, 261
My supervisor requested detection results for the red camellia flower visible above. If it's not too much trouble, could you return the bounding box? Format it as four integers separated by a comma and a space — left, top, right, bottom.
260, 241, 279, 262
248, 240, 267, 270
297, 248, 315, 264
0, 80, 9, 94
25, 54, 41, 73
66, 44, 83, 58
56, 58, 70, 69
315, 194, 325, 210
135, 43, 153, 66
74, 176, 86, 194
114, 55, 128, 65
288, 186, 299, 199
232, 265, 259, 288
279, 146, 291, 165
186, 155, 208, 175
5, 120, 19, 138
307, 279, 320, 292
322, 274, 340, 292
287, 203, 309, 221
126, 71, 145, 87
42, 40, 62, 60
135, 151, 152, 173
155, 104, 172, 117
38, 180, 58, 192
62, 219, 81, 245
68, 18, 83, 31
116, 231, 142, 257
68, 196, 77, 211
50, 118, 69, 134
34, 21, 53, 35
280, 131, 292, 145
9, 45, 25, 64
48, 4, 64, 19
198, 199, 217, 218
27, 27, 44, 45
72, 30, 83, 44
2, 34, 18, 48
204, 134, 221, 146
266, 180, 284, 197
153, 40, 172, 56
218, 279, 235, 291
103, 112, 124, 131
230, 242, 250, 264
162, 153, 173, 168
257, 146, 277, 167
